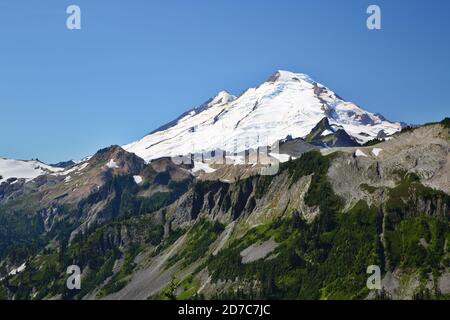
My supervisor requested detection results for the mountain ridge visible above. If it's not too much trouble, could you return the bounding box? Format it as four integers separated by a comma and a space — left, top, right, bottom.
0, 119, 449, 300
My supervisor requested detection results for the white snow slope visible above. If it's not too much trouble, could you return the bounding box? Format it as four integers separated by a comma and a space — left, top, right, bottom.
0, 158, 62, 183
124, 70, 403, 162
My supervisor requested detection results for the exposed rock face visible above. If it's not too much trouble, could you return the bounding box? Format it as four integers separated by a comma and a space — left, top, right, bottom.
278, 136, 318, 157
305, 117, 360, 148
240, 238, 279, 264
165, 167, 317, 232
326, 122, 450, 207
0, 178, 26, 201
89, 145, 146, 175
50, 160, 76, 169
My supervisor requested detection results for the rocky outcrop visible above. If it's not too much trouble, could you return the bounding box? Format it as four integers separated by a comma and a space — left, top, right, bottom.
305, 117, 360, 148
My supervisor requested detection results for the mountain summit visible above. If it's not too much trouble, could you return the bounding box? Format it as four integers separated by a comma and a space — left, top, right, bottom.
124, 70, 404, 162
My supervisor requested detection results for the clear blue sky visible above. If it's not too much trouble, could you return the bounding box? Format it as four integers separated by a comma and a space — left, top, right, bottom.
0, 0, 449, 163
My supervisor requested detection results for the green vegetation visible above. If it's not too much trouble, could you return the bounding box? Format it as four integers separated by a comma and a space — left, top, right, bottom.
167, 218, 225, 268
283, 151, 342, 232
384, 171, 449, 222
0, 211, 45, 261
1, 209, 166, 300
254, 175, 273, 199
441, 117, 450, 128
138, 192, 171, 214
207, 200, 381, 299
0, 198, 80, 271
206, 152, 448, 299
400, 126, 415, 134
75, 250, 118, 298
383, 171, 449, 273
0, 283, 8, 299
97, 244, 140, 297
207, 152, 379, 299
156, 274, 202, 300
422, 117, 450, 129
360, 183, 378, 194
152, 227, 186, 258
176, 274, 200, 300
386, 216, 448, 271
283, 150, 331, 186
363, 138, 384, 146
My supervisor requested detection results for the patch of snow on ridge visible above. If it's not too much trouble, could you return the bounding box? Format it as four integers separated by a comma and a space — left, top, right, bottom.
355, 149, 368, 157
269, 153, 291, 163
8, 262, 26, 276
52, 162, 89, 177
77, 163, 89, 171
372, 148, 383, 157
0, 158, 62, 183
192, 161, 216, 173
225, 155, 246, 165
106, 159, 119, 169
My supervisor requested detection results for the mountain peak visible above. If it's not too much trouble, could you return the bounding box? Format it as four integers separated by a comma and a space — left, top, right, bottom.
305, 117, 333, 141
269, 70, 315, 84
210, 90, 236, 106
147, 90, 236, 136
316, 117, 331, 128
305, 117, 359, 148
194, 90, 236, 114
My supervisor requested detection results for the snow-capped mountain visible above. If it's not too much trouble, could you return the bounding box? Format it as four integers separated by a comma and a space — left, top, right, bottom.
124, 70, 404, 162
0, 158, 62, 183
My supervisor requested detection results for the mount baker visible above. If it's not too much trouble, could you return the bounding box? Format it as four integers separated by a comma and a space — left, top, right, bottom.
123, 70, 404, 162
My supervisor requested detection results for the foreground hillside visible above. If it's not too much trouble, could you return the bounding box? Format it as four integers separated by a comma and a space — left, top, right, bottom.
0, 119, 449, 300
